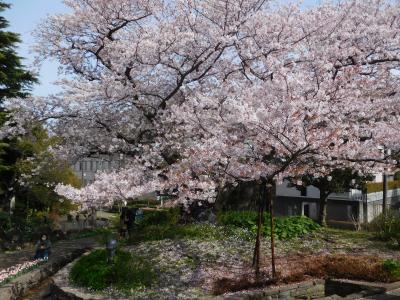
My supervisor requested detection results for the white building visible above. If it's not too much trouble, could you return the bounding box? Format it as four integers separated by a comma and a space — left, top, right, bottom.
71, 154, 125, 186
275, 173, 399, 224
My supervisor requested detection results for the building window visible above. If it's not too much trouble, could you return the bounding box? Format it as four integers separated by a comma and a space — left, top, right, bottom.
90, 161, 94, 171
300, 186, 307, 197
302, 202, 317, 220
79, 161, 83, 171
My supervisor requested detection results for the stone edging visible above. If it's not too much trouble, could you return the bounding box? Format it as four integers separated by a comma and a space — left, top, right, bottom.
50, 254, 400, 300
50, 254, 326, 300
50, 254, 126, 300
0, 248, 89, 300
325, 278, 400, 299
223, 279, 326, 300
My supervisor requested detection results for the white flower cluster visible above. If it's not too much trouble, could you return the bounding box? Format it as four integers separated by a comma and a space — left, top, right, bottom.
0, 259, 44, 285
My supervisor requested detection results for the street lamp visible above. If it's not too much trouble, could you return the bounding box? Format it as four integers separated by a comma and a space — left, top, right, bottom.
106, 238, 117, 264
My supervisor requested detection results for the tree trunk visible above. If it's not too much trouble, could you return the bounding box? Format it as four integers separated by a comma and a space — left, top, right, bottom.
267, 181, 277, 279
319, 192, 329, 227
90, 207, 97, 227
252, 182, 263, 278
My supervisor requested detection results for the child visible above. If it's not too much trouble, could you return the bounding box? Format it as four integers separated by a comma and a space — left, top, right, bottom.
34, 234, 51, 260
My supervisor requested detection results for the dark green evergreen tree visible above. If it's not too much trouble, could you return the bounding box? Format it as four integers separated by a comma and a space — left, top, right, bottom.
0, 1, 36, 103
0, 1, 37, 211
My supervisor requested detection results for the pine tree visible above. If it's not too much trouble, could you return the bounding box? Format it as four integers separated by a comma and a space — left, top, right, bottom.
0, 1, 37, 103
0, 1, 37, 210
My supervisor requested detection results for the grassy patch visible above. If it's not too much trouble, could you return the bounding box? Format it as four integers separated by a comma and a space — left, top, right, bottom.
70, 249, 155, 293
128, 223, 254, 244
368, 211, 400, 247
322, 228, 373, 240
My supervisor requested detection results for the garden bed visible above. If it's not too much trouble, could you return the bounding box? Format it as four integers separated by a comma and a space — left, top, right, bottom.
53, 252, 400, 300
64, 226, 400, 299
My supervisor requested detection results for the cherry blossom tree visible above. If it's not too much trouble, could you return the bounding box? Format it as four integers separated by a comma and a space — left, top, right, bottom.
1, 0, 400, 279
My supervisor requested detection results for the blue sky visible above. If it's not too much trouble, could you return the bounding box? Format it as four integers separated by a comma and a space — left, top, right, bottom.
4, 0, 67, 96
4, 0, 320, 97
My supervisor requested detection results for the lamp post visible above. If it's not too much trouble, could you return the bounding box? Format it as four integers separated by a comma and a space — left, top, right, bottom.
106, 238, 117, 264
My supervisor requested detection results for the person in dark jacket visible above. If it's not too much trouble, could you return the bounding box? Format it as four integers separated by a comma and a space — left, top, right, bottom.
34, 234, 51, 260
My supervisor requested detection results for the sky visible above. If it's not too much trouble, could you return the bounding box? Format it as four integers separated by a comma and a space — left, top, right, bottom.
4, 0, 67, 96
3, 0, 321, 97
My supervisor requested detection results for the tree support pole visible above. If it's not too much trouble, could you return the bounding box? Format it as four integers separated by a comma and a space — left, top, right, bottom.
253, 182, 263, 279
268, 181, 277, 279
383, 171, 388, 216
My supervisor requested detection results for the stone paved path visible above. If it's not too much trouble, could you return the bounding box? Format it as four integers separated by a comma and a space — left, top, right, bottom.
0, 237, 99, 270
0, 237, 100, 300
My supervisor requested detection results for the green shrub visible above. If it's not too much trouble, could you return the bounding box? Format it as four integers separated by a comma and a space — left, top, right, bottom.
70, 249, 155, 292
0, 211, 11, 233
137, 207, 180, 227
217, 211, 258, 229
369, 210, 400, 244
383, 259, 400, 279
217, 211, 320, 240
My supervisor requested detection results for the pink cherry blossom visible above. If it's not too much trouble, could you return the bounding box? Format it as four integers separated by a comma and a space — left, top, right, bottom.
1, 0, 399, 206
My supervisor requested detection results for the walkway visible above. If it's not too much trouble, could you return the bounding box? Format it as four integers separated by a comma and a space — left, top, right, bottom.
0, 237, 100, 300
0, 236, 99, 270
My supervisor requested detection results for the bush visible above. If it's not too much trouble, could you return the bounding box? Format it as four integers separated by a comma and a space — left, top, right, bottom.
217, 211, 320, 240
0, 212, 53, 245
383, 259, 400, 278
368, 210, 400, 244
0, 211, 11, 233
70, 249, 155, 292
137, 207, 180, 227
217, 211, 259, 229
272, 215, 320, 240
